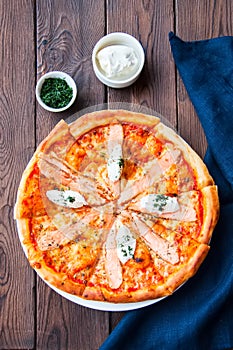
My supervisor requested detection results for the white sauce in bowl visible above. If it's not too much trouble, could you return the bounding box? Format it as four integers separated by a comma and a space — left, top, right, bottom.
96, 45, 139, 80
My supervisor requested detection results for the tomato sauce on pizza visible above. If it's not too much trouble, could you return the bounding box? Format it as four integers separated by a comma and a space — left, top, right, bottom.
14, 110, 219, 303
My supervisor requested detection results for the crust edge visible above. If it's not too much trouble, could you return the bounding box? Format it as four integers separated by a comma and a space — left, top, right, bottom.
69, 109, 160, 139
199, 185, 220, 244
165, 243, 210, 293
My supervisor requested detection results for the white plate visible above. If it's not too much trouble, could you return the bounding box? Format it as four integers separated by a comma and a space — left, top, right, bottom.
16, 103, 174, 311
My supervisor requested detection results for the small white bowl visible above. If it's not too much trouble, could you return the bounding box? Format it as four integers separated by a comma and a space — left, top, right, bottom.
92, 32, 145, 88
35, 71, 77, 112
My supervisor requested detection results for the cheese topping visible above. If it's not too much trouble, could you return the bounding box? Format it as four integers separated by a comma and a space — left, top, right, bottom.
96, 45, 139, 80
46, 189, 87, 208
140, 194, 179, 214
116, 223, 136, 264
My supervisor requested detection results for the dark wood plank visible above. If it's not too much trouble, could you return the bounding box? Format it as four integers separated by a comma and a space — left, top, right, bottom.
36, 1, 109, 349
106, 0, 176, 330
176, 0, 233, 158
107, 0, 177, 126
0, 0, 36, 348
36, 0, 106, 135
37, 283, 110, 350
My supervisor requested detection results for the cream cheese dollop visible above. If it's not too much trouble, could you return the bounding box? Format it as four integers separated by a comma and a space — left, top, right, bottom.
107, 144, 123, 182
140, 194, 180, 214
116, 223, 136, 264
46, 190, 87, 208
96, 45, 139, 80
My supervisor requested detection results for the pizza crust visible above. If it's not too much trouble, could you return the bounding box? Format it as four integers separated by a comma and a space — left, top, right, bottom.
69, 109, 160, 139
199, 185, 219, 244
14, 157, 38, 219
82, 277, 171, 303
36, 119, 75, 157
98, 284, 171, 303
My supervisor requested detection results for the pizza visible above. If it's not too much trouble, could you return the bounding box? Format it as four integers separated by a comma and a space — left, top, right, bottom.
14, 109, 219, 303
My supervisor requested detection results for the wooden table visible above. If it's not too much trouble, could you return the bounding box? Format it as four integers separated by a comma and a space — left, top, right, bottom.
1, 1, 232, 349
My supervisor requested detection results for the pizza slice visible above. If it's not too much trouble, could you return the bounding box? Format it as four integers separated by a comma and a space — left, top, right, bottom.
37, 119, 76, 160
68, 110, 160, 195
14, 120, 80, 219
17, 204, 114, 296
82, 216, 171, 302
38, 154, 107, 206
123, 211, 209, 294
14, 157, 56, 218
153, 122, 214, 190
60, 120, 125, 201
149, 232, 209, 293
14, 154, 92, 219
128, 185, 219, 244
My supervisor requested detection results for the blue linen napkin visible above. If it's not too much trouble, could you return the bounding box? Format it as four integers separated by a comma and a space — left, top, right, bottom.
100, 33, 233, 350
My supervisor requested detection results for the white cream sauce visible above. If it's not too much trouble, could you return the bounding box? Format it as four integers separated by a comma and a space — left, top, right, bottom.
96, 45, 139, 80
46, 189, 87, 208
107, 144, 123, 182
116, 223, 136, 264
140, 194, 180, 214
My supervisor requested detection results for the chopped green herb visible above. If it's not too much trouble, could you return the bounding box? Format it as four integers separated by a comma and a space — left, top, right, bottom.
121, 249, 128, 257
152, 194, 169, 212
40, 77, 73, 109
67, 196, 75, 203
118, 158, 124, 168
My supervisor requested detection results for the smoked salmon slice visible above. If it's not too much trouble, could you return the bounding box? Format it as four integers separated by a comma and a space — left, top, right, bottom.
132, 213, 179, 265
105, 220, 123, 289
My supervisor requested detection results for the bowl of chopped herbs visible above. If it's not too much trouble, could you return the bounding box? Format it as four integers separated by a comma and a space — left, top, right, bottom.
36, 71, 77, 112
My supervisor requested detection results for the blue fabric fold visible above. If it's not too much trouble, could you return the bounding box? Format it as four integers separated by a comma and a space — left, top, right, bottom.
100, 33, 233, 350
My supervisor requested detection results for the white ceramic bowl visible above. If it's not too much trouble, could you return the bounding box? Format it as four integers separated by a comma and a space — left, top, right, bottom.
92, 32, 145, 88
35, 71, 77, 112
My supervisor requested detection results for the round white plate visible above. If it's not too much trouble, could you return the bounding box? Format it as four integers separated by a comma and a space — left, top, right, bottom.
16, 103, 174, 311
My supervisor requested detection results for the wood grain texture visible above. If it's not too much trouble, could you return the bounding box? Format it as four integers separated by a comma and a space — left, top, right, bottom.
36, 1, 109, 349
175, 0, 233, 158
2, 1, 233, 349
0, 0, 36, 348
36, 0, 106, 144
107, 0, 177, 126
36, 283, 109, 350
